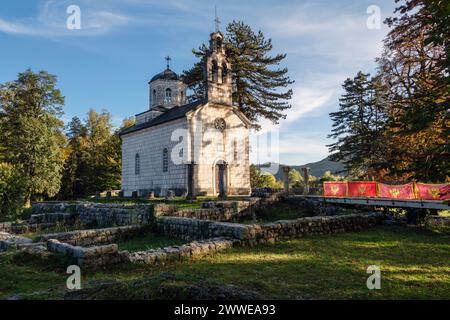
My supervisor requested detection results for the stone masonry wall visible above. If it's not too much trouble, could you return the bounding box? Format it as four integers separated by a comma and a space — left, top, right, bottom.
76, 203, 153, 227
121, 118, 188, 197
30, 202, 154, 228
155, 213, 384, 245
153, 194, 282, 222
192, 105, 250, 196
0, 221, 57, 234
47, 239, 122, 268
36, 225, 143, 247
123, 237, 236, 266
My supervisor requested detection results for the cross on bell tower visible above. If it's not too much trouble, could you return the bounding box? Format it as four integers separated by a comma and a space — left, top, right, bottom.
204, 13, 232, 106
165, 55, 171, 70
214, 6, 221, 32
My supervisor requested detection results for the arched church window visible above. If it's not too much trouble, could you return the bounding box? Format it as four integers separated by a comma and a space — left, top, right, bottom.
152, 90, 156, 104
212, 60, 218, 83
135, 153, 140, 175
165, 88, 172, 103
162, 148, 169, 172
216, 38, 222, 50
222, 63, 228, 84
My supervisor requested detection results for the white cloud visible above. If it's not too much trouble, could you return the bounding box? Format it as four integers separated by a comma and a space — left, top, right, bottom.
261, 3, 389, 66
0, 18, 33, 35
287, 85, 335, 122
279, 133, 329, 165
0, 0, 133, 37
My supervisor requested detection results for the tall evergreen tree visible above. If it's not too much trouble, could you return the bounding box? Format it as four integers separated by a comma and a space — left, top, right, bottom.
0, 69, 66, 204
59, 117, 87, 199
327, 72, 386, 178
182, 21, 294, 128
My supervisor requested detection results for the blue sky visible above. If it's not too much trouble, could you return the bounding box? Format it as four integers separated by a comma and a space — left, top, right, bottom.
0, 0, 395, 165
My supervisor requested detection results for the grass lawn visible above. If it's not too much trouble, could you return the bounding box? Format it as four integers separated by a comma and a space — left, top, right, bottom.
19, 222, 90, 241
117, 233, 186, 252
0, 225, 449, 300
87, 195, 251, 209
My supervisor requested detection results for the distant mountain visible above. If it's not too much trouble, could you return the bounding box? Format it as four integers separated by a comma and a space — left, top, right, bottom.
256, 157, 346, 180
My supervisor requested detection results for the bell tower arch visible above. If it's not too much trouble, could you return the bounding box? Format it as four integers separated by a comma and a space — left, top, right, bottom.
204, 32, 232, 106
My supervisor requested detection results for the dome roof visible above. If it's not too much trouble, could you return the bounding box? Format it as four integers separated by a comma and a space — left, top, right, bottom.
150, 68, 179, 82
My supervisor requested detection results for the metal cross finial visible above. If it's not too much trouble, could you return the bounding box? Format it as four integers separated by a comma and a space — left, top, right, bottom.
165, 55, 171, 69
214, 6, 221, 32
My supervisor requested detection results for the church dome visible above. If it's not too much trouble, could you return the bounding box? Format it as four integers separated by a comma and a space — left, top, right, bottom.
150, 68, 179, 82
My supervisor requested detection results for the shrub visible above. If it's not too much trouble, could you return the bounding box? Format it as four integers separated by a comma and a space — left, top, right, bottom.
0, 163, 28, 222
405, 208, 431, 225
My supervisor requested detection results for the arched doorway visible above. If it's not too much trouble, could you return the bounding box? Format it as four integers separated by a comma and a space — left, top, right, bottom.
214, 160, 227, 196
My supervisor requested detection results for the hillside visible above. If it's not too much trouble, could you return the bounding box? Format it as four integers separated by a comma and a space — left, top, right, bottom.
257, 157, 346, 180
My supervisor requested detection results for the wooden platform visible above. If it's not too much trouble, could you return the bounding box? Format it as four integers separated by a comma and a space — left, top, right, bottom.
294, 195, 449, 210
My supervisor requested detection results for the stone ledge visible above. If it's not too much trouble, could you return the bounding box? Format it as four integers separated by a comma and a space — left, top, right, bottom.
155, 213, 384, 245
47, 239, 121, 267
36, 225, 143, 246
124, 237, 236, 266
0, 232, 33, 252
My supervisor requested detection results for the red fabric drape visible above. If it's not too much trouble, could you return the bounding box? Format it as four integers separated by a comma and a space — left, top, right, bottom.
415, 183, 450, 200
347, 181, 377, 197
323, 182, 347, 197
378, 183, 415, 200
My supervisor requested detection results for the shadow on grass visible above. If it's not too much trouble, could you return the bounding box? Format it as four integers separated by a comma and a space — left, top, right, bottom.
1, 225, 449, 300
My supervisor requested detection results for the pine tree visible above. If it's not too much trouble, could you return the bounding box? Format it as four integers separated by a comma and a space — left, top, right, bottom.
58, 117, 87, 199
327, 72, 386, 178
182, 21, 294, 128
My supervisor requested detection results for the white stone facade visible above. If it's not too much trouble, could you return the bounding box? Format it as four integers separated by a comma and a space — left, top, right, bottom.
187, 104, 251, 195
121, 31, 251, 197
122, 118, 188, 197
121, 104, 251, 197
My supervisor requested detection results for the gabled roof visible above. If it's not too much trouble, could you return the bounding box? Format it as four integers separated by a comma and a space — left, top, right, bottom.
120, 100, 203, 136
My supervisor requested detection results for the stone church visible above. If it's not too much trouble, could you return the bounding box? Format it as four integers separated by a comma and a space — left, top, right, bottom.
120, 31, 251, 197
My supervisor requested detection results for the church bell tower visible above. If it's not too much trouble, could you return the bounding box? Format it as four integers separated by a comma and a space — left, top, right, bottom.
204, 29, 232, 106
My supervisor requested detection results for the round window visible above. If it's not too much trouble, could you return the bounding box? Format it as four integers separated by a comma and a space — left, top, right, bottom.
214, 118, 226, 132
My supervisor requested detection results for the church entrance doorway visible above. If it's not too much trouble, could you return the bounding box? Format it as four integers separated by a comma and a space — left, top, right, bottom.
214, 160, 227, 196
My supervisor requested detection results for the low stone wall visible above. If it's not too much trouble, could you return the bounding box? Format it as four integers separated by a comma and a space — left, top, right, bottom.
0, 222, 12, 233
156, 194, 283, 222
0, 232, 33, 252
36, 225, 143, 246
29, 212, 78, 225
75, 203, 153, 227
0, 221, 57, 234
124, 237, 236, 266
30, 202, 154, 227
284, 195, 350, 216
27, 193, 283, 229
31, 202, 75, 214
47, 239, 122, 267
155, 213, 384, 245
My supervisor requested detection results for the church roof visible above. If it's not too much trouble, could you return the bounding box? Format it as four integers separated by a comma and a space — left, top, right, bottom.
120, 100, 203, 136
149, 68, 180, 82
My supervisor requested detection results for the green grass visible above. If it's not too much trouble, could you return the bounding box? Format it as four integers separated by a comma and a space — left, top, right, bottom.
1, 225, 449, 300
20, 221, 90, 241
88, 196, 249, 208
117, 233, 186, 252
239, 202, 314, 224
0, 252, 71, 299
